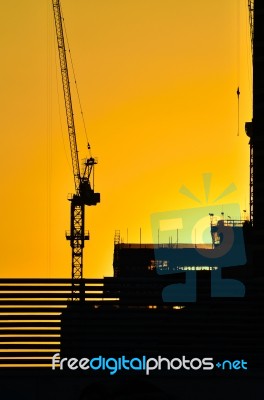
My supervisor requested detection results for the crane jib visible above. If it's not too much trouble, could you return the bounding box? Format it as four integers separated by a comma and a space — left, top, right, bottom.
52, 0, 81, 192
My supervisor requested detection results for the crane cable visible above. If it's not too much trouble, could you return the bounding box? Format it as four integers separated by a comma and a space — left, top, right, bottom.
61, 8, 92, 158
53, 29, 72, 172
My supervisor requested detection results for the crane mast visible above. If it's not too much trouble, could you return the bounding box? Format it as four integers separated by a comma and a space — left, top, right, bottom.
52, 0, 100, 291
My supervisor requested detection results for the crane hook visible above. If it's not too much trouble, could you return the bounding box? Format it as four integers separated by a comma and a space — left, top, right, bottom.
237, 87, 240, 136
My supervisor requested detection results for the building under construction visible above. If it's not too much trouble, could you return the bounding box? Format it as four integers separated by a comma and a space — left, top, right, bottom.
59, 1, 264, 395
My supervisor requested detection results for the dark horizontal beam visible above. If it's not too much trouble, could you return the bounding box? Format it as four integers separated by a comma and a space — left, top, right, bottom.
0, 329, 60, 335
0, 308, 66, 313
0, 343, 60, 349
0, 285, 103, 291
0, 279, 104, 284
0, 336, 60, 342
0, 314, 62, 321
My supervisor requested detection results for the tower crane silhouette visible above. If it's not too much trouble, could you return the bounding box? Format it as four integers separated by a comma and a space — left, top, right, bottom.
52, 0, 100, 298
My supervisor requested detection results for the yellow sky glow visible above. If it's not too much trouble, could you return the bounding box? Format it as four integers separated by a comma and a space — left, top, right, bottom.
0, 0, 252, 279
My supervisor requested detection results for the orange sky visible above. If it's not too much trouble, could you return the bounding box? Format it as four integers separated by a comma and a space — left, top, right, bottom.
0, 0, 252, 279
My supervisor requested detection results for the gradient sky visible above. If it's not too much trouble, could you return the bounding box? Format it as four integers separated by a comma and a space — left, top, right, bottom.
0, 0, 252, 279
